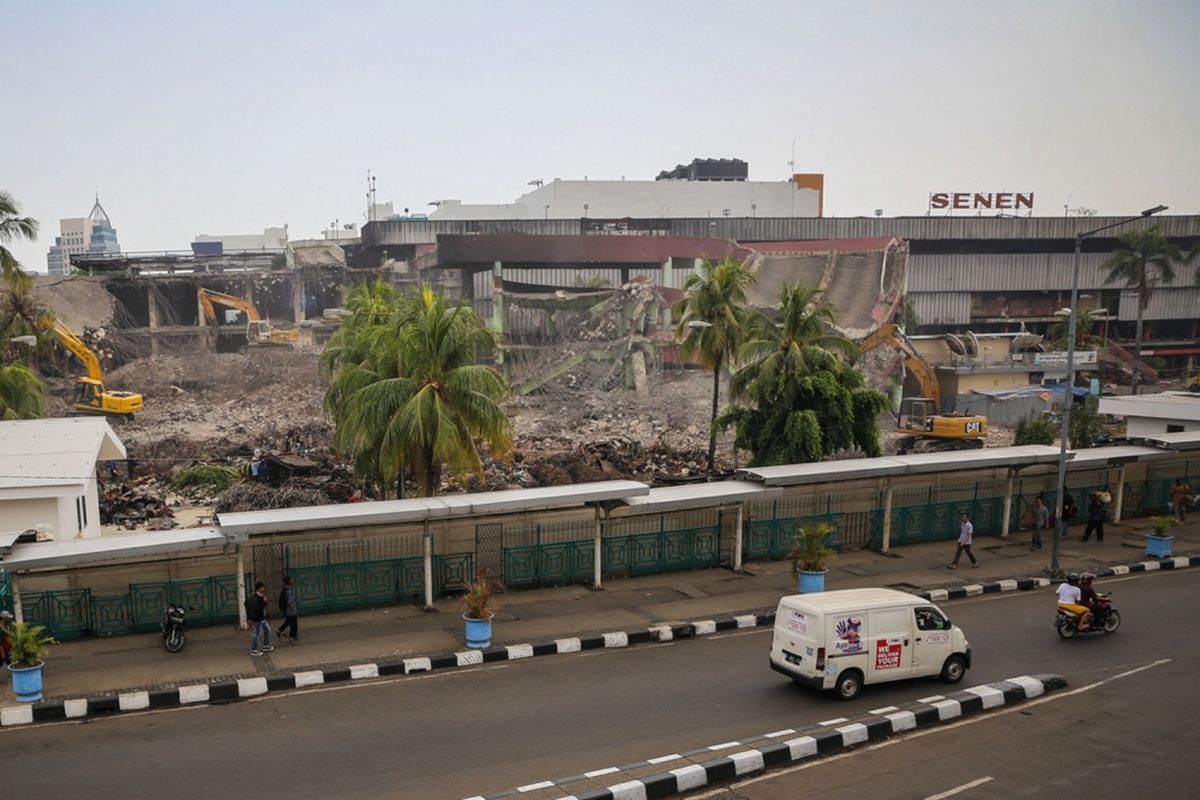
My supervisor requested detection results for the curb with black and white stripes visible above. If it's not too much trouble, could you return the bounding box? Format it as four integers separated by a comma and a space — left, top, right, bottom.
464, 674, 1068, 800
0, 552, 1190, 728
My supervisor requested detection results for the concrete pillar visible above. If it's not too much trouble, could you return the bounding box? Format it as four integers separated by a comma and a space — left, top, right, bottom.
147, 287, 161, 357
292, 274, 305, 323
1000, 469, 1015, 539
661, 258, 673, 330
11, 574, 23, 625
235, 546, 248, 630
694, 257, 703, 275
881, 484, 894, 553
593, 508, 604, 590
1113, 465, 1127, 524
423, 522, 435, 610
733, 505, 744, 572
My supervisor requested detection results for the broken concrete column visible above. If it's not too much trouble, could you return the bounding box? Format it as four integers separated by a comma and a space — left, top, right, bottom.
292, 274, 305, 323
147, 286, 160, 357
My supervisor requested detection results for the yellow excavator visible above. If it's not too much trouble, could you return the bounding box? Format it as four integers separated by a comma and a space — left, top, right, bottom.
38, 318, 143, 417
858, 323, 988, 454
197, 288, 299, 348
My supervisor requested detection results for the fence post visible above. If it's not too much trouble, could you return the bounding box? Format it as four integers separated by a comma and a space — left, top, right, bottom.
733, 504, 744, 572
423, 520, 434, 611
593, 507, 604, 590
235, 546, 247, 630
1000, 469, 1015, 539
882, 484, 894, 553
1113, 465, 1126, 524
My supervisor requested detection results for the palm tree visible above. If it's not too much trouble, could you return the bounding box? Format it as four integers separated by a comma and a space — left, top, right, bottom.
0, 362, 46, 420
0, 278, 52, 363
729, 282, 857, 400
1102, 224, 1187, 393
672, 258, 755, 472
1050, 306, 1105, 351
1, 191, 39, 289
328, 285, 512, 496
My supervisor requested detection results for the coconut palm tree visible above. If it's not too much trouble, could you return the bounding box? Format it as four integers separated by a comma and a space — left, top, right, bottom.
0, 362, 46, 420
328, 285, 512, 496
1, 191, 39, 290
729, 282, 857, 400
1102, 224, 1187, 393
1050, 306, 1105, 351
672, 258, 755, 472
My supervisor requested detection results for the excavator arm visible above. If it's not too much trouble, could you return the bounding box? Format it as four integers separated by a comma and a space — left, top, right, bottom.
39, 318, 103, 382
197, 288, 262, 322
858, 323, 941, 408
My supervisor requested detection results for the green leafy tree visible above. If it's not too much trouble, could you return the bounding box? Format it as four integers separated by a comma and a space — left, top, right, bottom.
1068, 396, 1105, 449
1, 191, 38, 290
0, 279, 53, 363
1049, 306, 1105, 351
1014, 412, 1056, 446
325, 284, 512, 496
718, 283, 888, 464
672, 258, 755, 472
0, 362, 46, 420
1102, 224, 1188, 393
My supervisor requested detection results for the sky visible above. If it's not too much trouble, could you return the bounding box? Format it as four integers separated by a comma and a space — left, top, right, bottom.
4, 0, 1199, 272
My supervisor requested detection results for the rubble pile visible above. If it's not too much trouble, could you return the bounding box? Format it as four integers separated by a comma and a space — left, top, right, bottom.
215, 483, 335, 514
99, 477, 178, 530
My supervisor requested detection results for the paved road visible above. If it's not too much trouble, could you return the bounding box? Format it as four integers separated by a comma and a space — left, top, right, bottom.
2, 570, 1194, 800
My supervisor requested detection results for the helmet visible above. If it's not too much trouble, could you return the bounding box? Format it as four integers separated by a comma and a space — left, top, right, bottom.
1067, 572, 1080, 585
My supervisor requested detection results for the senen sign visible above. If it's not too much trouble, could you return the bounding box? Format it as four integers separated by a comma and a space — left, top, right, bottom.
930, 192, 1034, 211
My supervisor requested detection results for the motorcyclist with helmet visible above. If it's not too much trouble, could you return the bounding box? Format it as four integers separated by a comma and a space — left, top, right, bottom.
1056, 571, 1091, 631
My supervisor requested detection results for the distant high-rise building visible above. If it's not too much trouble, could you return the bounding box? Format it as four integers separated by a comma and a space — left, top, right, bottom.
46, 196, 121, 275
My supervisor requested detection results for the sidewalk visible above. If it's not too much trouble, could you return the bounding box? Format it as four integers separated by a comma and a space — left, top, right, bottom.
4, 516, 1198, 710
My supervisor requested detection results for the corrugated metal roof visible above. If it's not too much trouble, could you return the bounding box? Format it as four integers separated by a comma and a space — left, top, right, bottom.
216, 480, 650, 537
1066, 446, 1171, 466
0, 526, 226, 571
0, 418, 126, 490
620, 481, 782, 514
909, 253, 1113, 292
910, 292, 971, 325
738, 445, 1068, 486
1117, 287, 1200, 321
1133, 431, 1200, 450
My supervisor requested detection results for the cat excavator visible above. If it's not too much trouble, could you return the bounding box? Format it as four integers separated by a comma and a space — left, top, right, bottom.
197, 288, 299, 348
858, 323, 988, 454
38, 317, 143, 417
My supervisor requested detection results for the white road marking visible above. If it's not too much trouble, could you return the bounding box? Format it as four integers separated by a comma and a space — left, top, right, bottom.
924, 776, 993, 799
688, 659, 1172, 799
709, 628, 768, 641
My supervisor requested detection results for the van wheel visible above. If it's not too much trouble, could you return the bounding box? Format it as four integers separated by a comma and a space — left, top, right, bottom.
940, 654, 967, 684
835, 670, 863, 700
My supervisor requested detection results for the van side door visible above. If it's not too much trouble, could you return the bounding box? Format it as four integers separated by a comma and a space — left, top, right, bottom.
866, 608, 913, 683
912, 606, 954, 675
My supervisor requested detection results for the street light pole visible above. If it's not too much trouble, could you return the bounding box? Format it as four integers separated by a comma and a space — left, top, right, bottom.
1049, 204, 1168, 575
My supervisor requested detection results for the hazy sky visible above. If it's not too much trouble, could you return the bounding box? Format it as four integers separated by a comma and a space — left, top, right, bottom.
5, 1, 1199, 272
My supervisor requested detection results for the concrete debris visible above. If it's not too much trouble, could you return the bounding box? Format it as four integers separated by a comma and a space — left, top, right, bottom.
99, 477, 178, 531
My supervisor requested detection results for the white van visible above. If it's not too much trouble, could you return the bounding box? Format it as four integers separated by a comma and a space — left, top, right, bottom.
769, 588, 971, 700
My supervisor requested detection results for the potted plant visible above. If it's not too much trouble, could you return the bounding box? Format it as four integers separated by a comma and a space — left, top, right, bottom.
789, 522, 836, 593
1146, 515, 1176, 558
7, 621, 57, 703
460, 570, 498, 649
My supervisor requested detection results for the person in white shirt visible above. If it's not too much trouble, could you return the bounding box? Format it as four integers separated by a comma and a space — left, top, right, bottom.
1056, 572, 1090, 630
948, 512, 978, 569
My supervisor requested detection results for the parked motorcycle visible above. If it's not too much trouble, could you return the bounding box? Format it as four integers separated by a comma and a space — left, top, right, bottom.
162, 602, 187, 653
1056, 593, 1120, 639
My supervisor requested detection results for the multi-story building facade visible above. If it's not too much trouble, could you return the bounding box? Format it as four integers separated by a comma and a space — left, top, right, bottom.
46, 196, 121, 275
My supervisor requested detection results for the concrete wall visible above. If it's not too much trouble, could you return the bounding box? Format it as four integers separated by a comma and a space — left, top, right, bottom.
0, 496, 61, 538
1128, 417, 1200, 436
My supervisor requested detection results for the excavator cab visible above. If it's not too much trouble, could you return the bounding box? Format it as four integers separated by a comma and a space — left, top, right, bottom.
73, 378, 104, 411
898, 397, 936, 434
71, 377, 143, 417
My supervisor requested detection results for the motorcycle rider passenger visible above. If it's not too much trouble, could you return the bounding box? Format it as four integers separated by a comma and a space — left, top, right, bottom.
1056, 572, 1091, 631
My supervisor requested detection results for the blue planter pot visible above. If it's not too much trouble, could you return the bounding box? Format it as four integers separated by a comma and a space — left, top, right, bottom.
463, 613, 494, 649
9, 661, 45, 703
1146, 534, 1174, 558
798, 570, 827, 594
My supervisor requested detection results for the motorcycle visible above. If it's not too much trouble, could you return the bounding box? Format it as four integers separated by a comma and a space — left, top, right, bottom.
162, 602, 187, 653
1056, 593, 1120, 639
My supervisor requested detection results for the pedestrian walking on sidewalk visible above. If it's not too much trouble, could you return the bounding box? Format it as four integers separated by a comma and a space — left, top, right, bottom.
277, 575, 299, 644
1082, 492, 1106, 543
1056, 490, 1078, 539
1030, 495, 1048, 551
1170, 477, 1192, 523
948, 512, 978, 569
246, 581, 274, 656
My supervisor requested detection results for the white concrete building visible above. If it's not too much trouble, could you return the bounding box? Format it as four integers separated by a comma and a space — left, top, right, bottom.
193, 225, 288, 253
428, 162, 823, 221
1099, 392, 1200, 436
0, 418, 127, 540
46, 197, 121, 275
